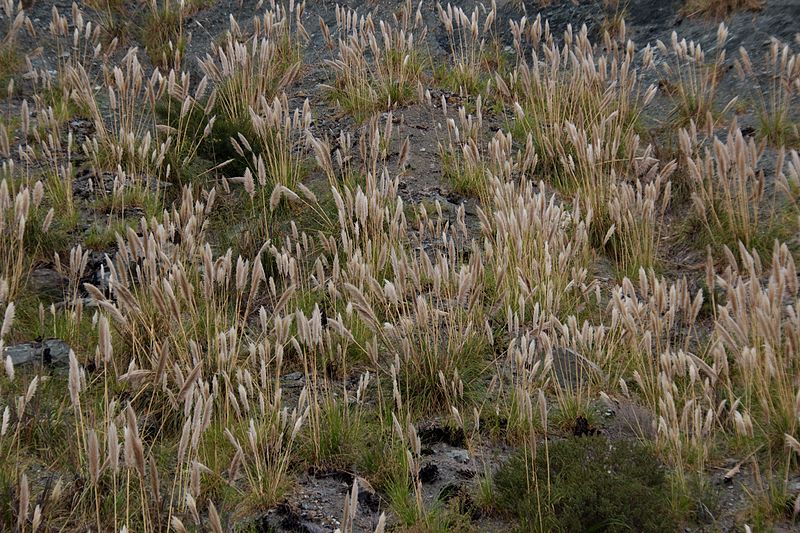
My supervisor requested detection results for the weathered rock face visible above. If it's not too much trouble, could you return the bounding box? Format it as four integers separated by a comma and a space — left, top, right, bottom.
4, 338, 71, 368
27, 267, 67, 298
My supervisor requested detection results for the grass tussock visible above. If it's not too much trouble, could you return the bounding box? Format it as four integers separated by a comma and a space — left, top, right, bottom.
680, 122, 781, 251
506, 19, 659, 237
0, 0, 30, 89
141, 0, 187, 70
653, 24, 731, 128
436, 1, 504, 97
323, 1, 425, 120
736, 39, 800, 147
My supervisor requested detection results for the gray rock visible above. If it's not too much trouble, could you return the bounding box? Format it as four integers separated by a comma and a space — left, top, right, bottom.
4, 339, 72, 368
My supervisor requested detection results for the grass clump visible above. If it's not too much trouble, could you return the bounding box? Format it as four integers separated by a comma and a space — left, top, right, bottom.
85, 218, 137, 249
141, 0, 186, 70
608, 172, 673, 278
479, 178, 594, 319
303, 382, 373, 470
395, 331, 490, 417
495, 436, 675, 532
508, 21, 654, 237
438, 100, 537, 201
653, 24, 730, 128
736, 39, 800, 147
196, 3, 306, 172
0, 44, 21, 91
323, 3, 425, 120
199, 33, 302, 132
5, 2, 800, 531
679, 124, 783, 253
0, 0, 28, 90
743, 476, 797, 531
436, 2, 507, 98
1, 177, 60, 302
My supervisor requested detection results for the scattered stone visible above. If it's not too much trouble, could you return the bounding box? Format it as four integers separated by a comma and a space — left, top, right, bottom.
356, 477, 380, 514
448, 450, 470, 464
281, 372, 305, 387
4, 339, 71, 368
417, 422, 466, 447
298, 522, 327, 533
609, 400, 657, 440
419, 463, 439, 484
456, 468, 475, 479
437, 482, 462, 503
573, 415, 600, 437
269, 502, 331, 533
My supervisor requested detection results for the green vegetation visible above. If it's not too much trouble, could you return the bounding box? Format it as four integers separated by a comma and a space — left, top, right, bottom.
496, 437, 674, 532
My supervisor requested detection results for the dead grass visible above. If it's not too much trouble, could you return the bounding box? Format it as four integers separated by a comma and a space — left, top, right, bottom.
682, 0, 764, 19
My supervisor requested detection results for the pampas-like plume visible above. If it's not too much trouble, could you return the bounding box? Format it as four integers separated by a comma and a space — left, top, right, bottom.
124, 404, 145, 477
1, 301, 14, 337
68, 350, 82, 407
108, 420, 119, 474
98, 315, 112, 363
4, 355, 13, 382
18, 472, 29, 529
208, 500, 223, 533
1, 406, 9, 436
87, 428, 100, 484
